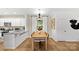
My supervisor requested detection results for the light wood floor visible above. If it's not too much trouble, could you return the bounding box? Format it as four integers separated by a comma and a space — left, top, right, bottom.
0, 38, 79, 51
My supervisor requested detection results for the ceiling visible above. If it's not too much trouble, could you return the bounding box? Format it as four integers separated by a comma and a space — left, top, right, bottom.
0, 8, 49, 15
0, 8, 79, 16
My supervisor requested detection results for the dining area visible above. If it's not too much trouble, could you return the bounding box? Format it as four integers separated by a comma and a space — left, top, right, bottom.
31, 29, 49, 51
31, 13, 49, 51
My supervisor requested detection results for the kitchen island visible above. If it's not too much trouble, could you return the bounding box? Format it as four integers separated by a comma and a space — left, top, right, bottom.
3, 30, 29, 49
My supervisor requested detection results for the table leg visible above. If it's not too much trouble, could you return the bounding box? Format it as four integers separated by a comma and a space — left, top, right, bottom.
32, 39, 34, 51
45, 38, 47, 51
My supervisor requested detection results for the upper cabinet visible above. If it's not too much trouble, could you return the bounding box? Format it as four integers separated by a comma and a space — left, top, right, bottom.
0, 15, 26, 26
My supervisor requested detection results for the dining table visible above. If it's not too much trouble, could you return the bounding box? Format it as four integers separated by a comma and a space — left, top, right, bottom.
31, 31, 49, 51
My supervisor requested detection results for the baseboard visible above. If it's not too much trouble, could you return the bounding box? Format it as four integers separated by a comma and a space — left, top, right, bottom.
55, 39, 79, 42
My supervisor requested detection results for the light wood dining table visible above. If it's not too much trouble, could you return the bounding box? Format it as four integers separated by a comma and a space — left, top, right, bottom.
31, 31, 49, 51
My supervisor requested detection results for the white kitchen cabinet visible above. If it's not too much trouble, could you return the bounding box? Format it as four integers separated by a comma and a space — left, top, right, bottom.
0, 15, 26, 26
4, 33, 15, 49
4, 31, 29, 49
0, 30, 2, 37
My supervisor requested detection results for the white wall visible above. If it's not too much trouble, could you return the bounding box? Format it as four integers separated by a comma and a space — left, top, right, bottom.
51, 12, 79, 41
32, 16, 37, 33
43, 17, 48, 32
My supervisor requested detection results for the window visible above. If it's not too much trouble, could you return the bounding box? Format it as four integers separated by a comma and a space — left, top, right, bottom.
37, 20, 43, 30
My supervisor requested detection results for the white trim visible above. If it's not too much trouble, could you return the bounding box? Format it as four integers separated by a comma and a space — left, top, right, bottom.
54, 39, 79, 42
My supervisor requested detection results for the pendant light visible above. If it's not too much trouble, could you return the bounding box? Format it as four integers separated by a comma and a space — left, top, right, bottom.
38, 9, 41, 18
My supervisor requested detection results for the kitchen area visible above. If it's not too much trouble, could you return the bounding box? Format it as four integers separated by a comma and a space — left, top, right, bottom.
0, 8, 51, 50
0, 15, 29, 49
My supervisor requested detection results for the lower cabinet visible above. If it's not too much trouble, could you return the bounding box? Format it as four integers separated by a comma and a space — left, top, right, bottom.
4, 31, 28, 49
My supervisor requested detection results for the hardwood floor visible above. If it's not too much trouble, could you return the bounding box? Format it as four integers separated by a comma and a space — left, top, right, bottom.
0, 38, 79, 51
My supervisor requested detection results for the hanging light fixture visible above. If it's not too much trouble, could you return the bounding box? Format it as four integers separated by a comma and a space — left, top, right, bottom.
38, 9, 41, 18
34, 8, 45, 18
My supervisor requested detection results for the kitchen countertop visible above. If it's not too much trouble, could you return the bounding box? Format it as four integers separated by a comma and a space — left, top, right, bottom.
4, 30, 27, 36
